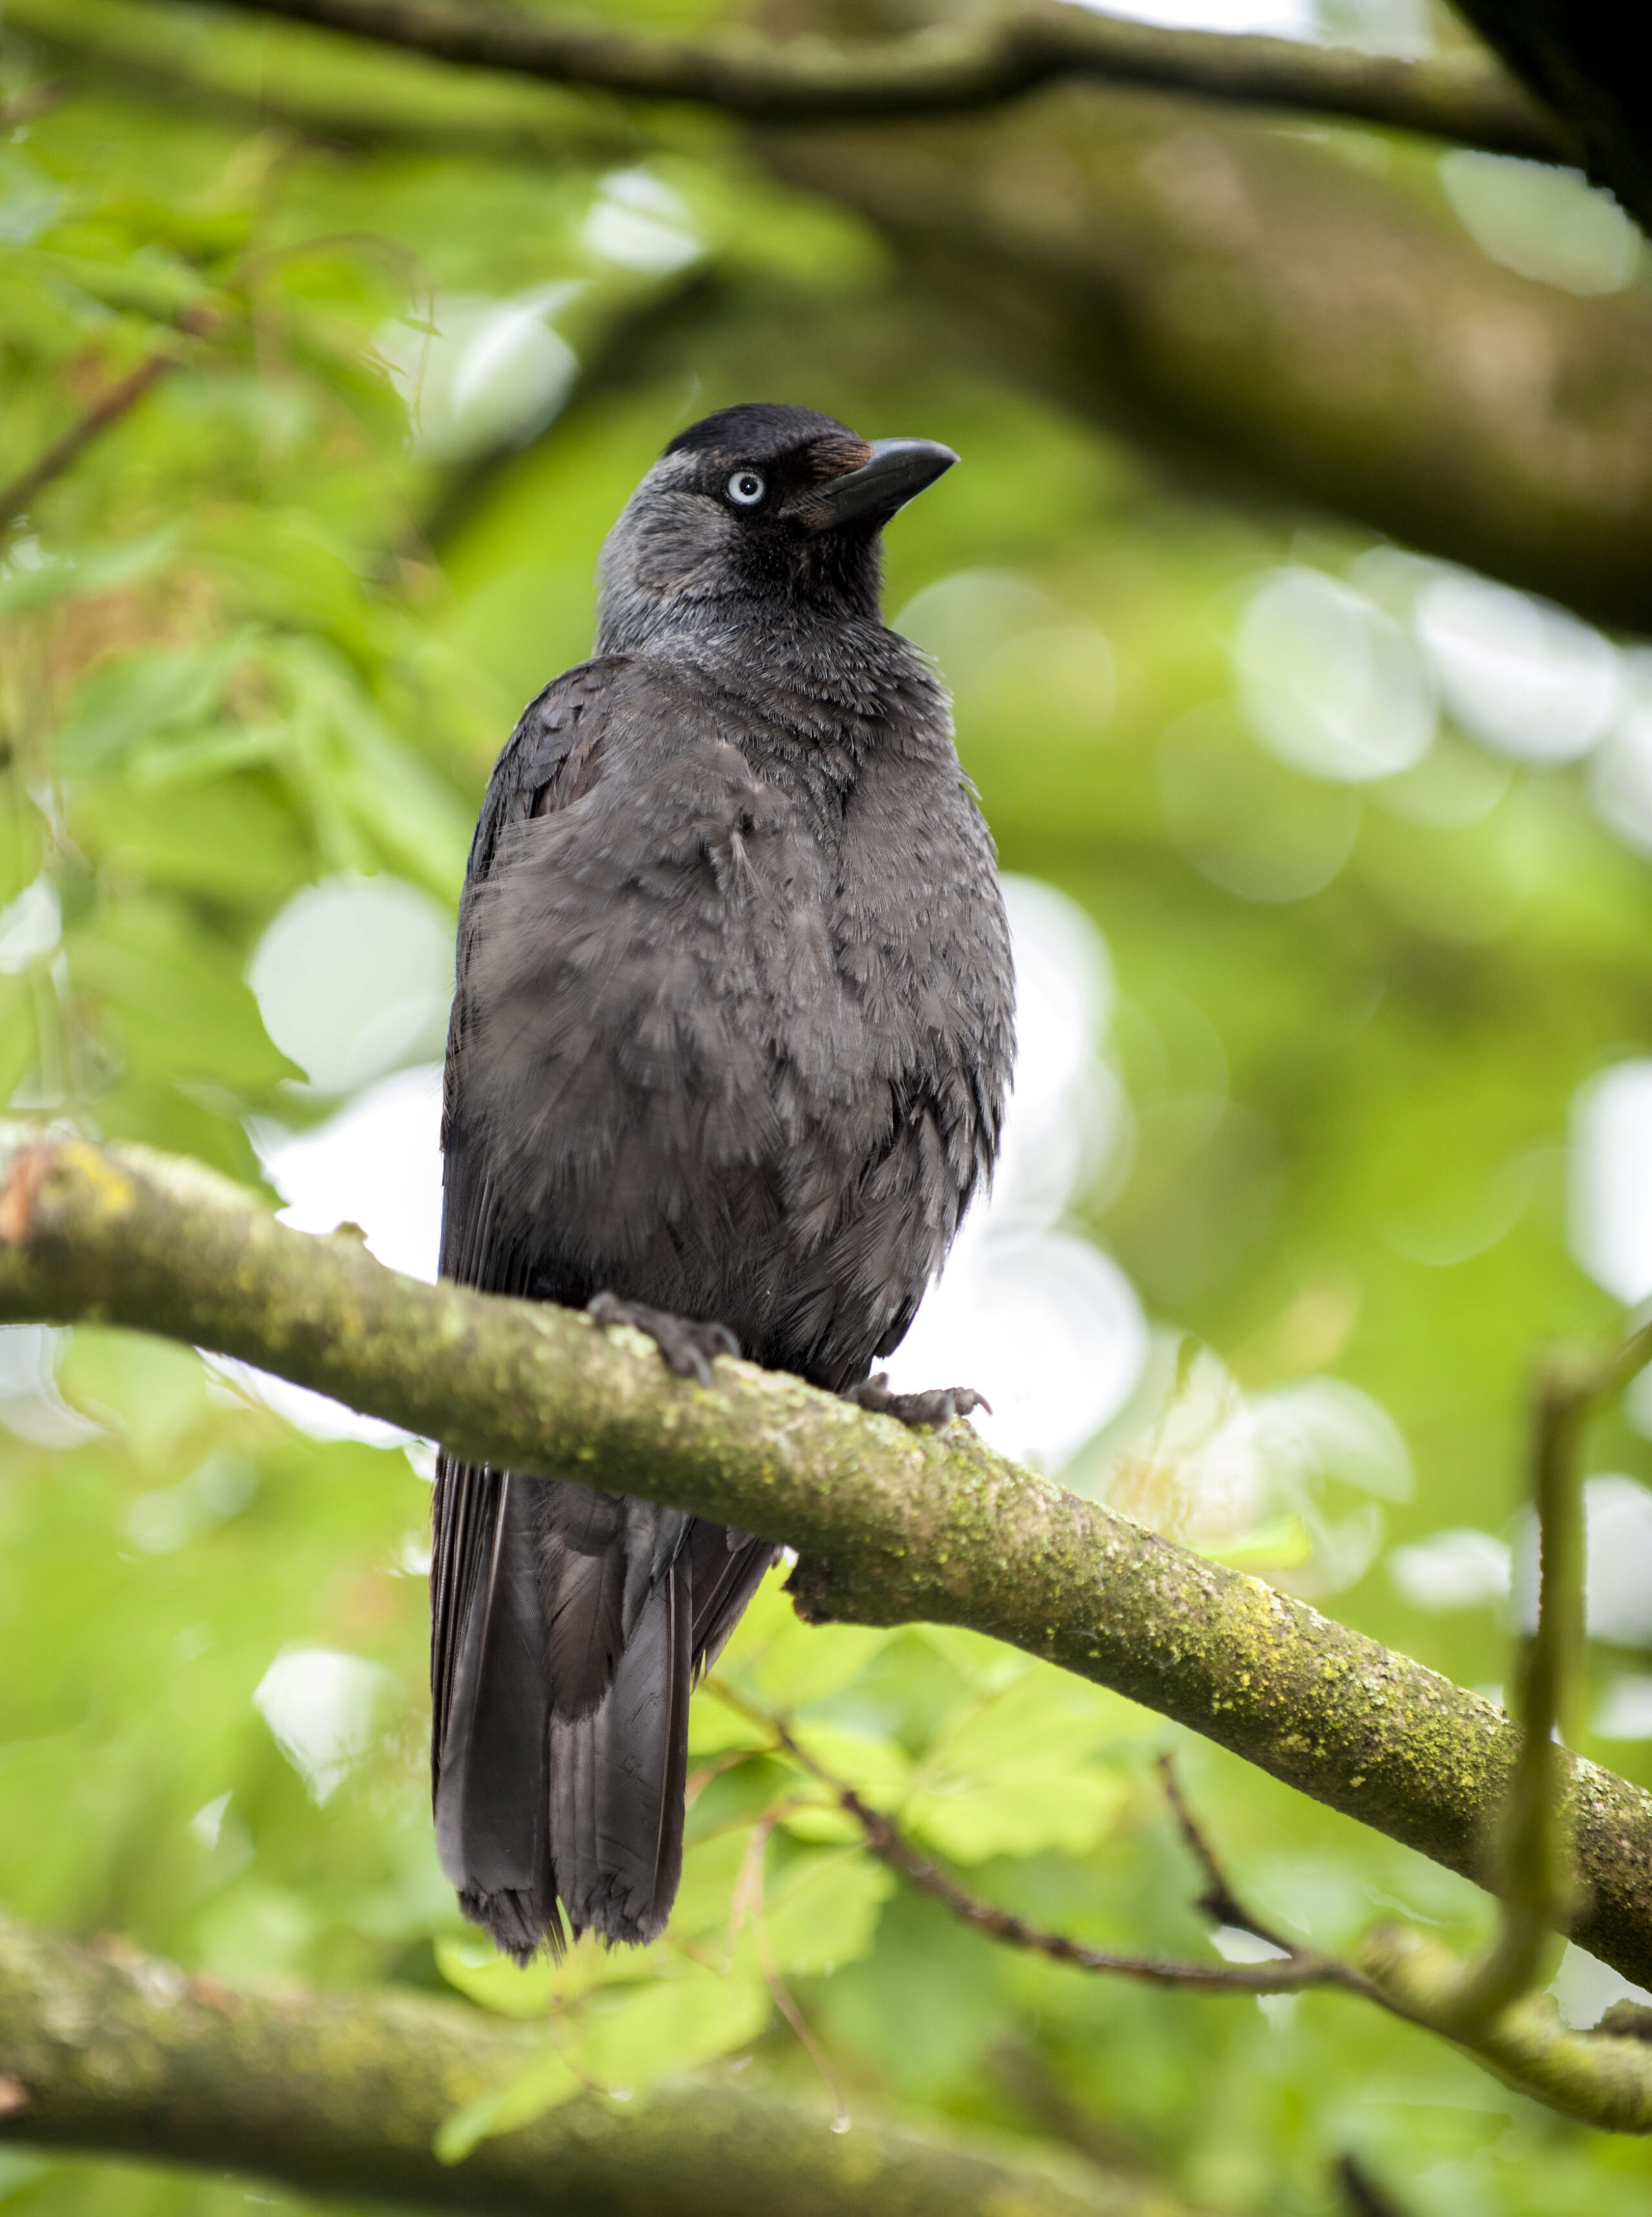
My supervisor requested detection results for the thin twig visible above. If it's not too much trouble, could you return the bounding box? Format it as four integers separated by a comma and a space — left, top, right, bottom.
0, 79, 68, 131
1336, 2152, 1412, 2217
0, 355, 177, 532
1458, 1356, 1587, 2016
707, 1680, 1366, 1998
1154, 1751, 1294, 1956
729, 1821, 852, 2134
1453, 1316, 1652, 2025
172, 0, 1568, 158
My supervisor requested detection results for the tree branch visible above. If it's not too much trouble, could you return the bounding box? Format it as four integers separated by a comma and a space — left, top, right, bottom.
0, 1912, 1146, 2214
3, 0, 640, 166
713, 1680, 1368, 1996
5, 1127, 1652, 1999
716, 1689, 1652, 2131
1345, 1317, 1652, 2133
26, 3, 1651, 627
1451, 1345, 1597, 2023
121, 0, 1567, 157
0, 354, 179, 534
759, 90, 1652, 633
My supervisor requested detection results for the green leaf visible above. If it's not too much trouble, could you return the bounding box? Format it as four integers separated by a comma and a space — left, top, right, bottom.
669, 1826, 754, 1948
0, 527, 181, 616
760, 1843, 894, 1976
907, 1767, 1129, 1863
434, 1929, 659, 2021
57, 1329, 212, 1468
58, 638, 249, 773
716, 1569, 896, 1710
434, 2045, 582, 2165
902, 1669, 1136, 1861
574, 1958, 769, 2091
434, 1937, 556, 2020
685, 1689, 770, 1758
0, 150, 66, 247
1204, 1512, 1315, 1569
66, 894, 299, 1086
788, 1723, 912, 1803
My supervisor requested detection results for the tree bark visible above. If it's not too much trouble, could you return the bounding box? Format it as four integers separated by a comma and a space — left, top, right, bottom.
5, 1129, 1652, 1994
758, 85, 1652, 632
21, 4, 1652, 630
0, 1914, 1143, 2214
128, 0, 1563, 154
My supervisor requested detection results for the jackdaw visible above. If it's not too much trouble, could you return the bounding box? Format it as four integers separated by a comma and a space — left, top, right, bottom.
432, 401, 1014, 1960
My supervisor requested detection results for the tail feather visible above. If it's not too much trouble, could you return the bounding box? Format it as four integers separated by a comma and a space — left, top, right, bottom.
433, 1470, 555, 1955
432, 1460, 776, 1959
551, 1541, 692, 1943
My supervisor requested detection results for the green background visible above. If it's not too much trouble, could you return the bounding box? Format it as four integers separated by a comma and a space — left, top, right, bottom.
3, 5, 1652, 2212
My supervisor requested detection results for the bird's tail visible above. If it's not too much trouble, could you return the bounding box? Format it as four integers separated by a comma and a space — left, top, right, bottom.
431, 1460, 773, 1958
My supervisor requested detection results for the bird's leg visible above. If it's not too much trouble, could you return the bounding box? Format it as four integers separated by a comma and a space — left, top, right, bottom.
843, 1372, 991, 1430
587, 1292, 740, 1389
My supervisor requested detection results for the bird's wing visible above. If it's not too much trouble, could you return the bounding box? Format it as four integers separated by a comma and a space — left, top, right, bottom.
439, 657, 624, 1296
430, 656, 777, 1954
430, 658, 627, 1871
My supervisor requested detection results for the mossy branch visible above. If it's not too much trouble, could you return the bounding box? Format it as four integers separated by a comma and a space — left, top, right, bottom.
1338, 1318, 1652, 2127
1451, 1347, 1598, 2023
6, 1124, 1652, 2011
0, 1912, 1144, 2214
108, 0, 1566, 157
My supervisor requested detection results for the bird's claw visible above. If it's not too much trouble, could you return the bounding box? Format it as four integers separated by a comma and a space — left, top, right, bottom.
587, 1292, 740, 1387
843, 1372, 991, 1430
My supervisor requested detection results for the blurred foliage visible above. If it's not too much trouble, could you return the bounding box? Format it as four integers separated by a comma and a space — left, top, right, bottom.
5, 8, 1652, 2217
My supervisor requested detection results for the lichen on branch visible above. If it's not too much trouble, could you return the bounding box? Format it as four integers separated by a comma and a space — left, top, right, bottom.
5, 1127, 1652, 1999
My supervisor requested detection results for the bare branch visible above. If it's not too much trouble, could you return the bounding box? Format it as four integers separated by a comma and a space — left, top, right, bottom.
1154, 1751, 1285, 1945
1336, 2152, 1413, 2217
762, 85, 1652, 637
5, 1127, 1652, 2002
0, 354, 177, 532
5, 0, 639, 165
119, 0, 1567, 157
1382, 1316, 1652, 2032
1352, 1312, 1652, 2129
720, 1678, 1652, 2131
1453, 1349, 1593, 2022
712, 1683, 1361, 1996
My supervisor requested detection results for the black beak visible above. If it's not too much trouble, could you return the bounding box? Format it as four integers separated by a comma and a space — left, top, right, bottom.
791, 437, 958, 533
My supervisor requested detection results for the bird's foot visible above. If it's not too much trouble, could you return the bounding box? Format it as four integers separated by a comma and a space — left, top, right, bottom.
587, 1293, 740, 1389
844, 1372, 991, 1430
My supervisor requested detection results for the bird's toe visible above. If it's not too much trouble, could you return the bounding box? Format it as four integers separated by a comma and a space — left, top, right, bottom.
587, 1293, 740, 1387
844, 1372, 991, 1429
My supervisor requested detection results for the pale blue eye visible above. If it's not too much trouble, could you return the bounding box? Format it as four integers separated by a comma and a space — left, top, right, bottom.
726, 469, 765, 507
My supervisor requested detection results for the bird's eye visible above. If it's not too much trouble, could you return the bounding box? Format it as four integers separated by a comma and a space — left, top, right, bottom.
725, 468, 766, 508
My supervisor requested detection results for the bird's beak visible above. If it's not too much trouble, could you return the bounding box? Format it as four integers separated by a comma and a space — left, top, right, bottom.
792, 438, 958, 533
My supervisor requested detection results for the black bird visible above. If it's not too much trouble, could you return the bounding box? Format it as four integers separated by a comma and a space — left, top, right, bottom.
431, 403, 1014, 1960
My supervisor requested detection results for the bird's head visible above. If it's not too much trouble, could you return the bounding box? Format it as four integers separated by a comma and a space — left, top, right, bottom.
594, 402, 956, 652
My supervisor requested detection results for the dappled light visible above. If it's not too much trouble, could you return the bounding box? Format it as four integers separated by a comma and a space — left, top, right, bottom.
6, 1, 1652, 2210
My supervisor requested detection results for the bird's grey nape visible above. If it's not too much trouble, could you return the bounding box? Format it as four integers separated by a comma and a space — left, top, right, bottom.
594, 450, 749, 654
